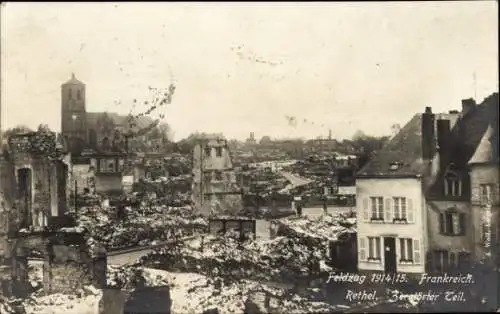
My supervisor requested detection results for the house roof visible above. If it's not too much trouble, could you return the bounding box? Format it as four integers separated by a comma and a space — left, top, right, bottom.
357, 92, 499, 179
357, 114, 427, 178
467, 94, 499, 165
468, 125, 494, 164
452, 93, 498, 166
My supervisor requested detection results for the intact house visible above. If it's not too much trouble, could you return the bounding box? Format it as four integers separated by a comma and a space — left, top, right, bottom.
192, 137, 243, 217
468, 109, 499, 267
356, 92, 499, 274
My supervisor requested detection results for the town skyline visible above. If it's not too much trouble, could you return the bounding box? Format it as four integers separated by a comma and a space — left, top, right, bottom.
1, 2, 498, 141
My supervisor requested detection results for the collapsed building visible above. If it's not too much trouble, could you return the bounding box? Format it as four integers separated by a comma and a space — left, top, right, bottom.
191, 137, 254, 239
0, 131, 106, 297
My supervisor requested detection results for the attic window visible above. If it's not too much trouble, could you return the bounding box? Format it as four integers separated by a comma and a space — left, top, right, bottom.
389, 162, 402, 171
444, 171, 462, 197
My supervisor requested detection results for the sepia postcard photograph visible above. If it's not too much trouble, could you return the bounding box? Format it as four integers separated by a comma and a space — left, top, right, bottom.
0, 1, 498, 313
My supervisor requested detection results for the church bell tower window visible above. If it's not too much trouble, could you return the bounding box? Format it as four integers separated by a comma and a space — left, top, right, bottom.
77, 90, 81, 100
68, 89, 72, 100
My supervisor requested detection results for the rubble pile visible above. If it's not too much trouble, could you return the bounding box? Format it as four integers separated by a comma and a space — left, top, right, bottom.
276, 213, 356, 242
77, 205, 208, 251
0, 262, 102, 314
108, 265, 340, 314
139, 234, 326, 283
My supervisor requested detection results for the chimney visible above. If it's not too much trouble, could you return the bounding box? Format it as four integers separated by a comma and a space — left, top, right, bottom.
437, 119, 451, 167
461, 98, 476, 116
422, 107, 436, 160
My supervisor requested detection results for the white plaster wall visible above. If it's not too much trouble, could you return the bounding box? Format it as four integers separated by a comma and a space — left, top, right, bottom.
356, 177, 426, 273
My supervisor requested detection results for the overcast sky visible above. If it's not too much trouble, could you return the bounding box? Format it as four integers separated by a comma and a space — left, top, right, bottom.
1, 2, 498, 141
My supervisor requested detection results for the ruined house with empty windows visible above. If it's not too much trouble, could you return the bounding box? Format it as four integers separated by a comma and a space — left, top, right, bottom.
192, 136, 243, 217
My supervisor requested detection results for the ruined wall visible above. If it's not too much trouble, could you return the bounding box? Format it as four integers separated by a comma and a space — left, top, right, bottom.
95, 174, 123, 194
49, 262, 91, 293
99, 288, 130, 314
43, 240, 106, 295
200, 193, 243, 216
31, 158, 51, 227
192, 139, 242, 216
72, 164, 95, 194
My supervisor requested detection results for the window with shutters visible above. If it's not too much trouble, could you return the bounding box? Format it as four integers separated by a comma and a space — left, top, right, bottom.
368, 237, 381, 261
439, 209, 465, 236
480, 184, 494, 206
393, 197, 407, 221
444, 171, 462, 196
370, 197, 384, 221
399, 238, 413, 262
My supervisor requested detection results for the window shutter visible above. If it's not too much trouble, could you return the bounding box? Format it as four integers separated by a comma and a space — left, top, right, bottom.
459, 213, 466, 235
384, 198, 392, 222
413, 239, 421, 264
362, 198, 369, 222
407, 198, 414, 223
359, 237, 367, 261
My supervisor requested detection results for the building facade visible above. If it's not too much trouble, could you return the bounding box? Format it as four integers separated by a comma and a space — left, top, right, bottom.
469, 123, 499, 266
192, 137, 243, 216
356, 93, 499, 274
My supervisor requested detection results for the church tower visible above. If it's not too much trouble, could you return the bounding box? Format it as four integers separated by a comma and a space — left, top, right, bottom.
61, 73, 87, 154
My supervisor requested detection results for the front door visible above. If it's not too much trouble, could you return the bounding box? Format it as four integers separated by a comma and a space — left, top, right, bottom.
384, 237, 397, 273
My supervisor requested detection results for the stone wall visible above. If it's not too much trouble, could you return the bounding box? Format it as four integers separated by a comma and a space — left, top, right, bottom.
48, 262, 92, 294
43, 237, 107, 295
72, 164, 95, 194
99, 288, 130, 314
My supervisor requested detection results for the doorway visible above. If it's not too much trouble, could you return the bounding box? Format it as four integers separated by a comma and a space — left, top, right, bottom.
384, 237, 397, 273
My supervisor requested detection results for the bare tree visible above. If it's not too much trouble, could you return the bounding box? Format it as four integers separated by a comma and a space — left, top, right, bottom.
122, 83, 176, 153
